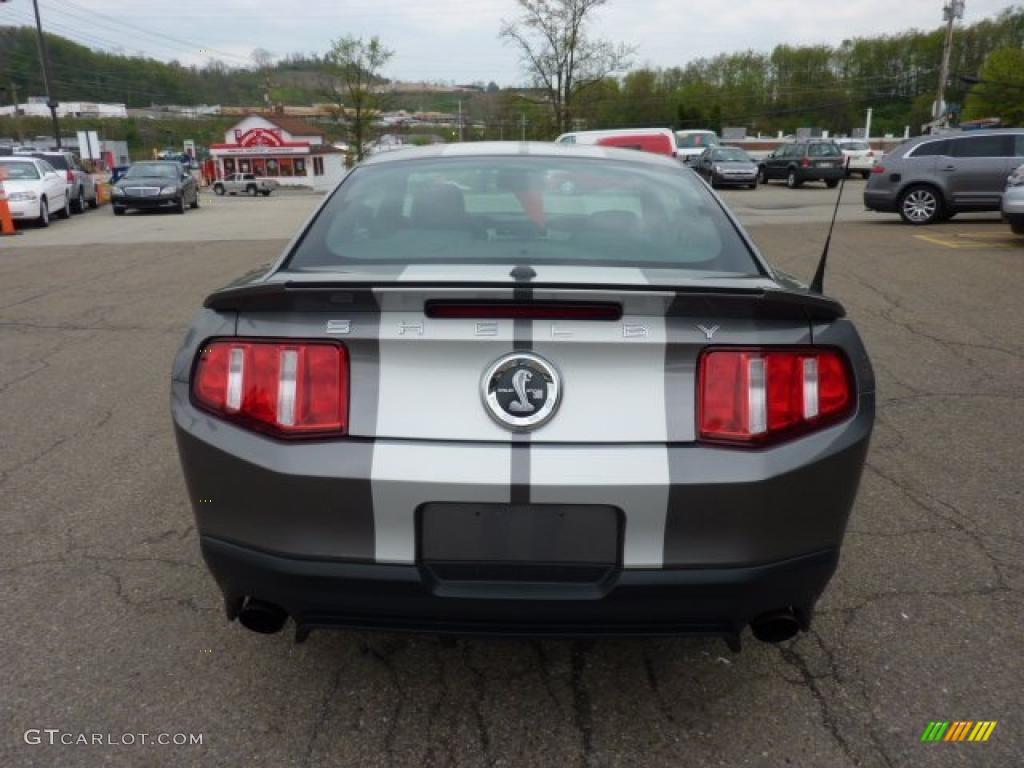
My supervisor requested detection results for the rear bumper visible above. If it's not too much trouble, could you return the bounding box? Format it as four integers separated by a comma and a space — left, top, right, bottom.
202, 535, 839, 637
797, 166, 844, 182
863, 187, 899, 212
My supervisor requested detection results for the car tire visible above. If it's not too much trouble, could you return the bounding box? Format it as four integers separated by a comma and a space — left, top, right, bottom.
261, 190, 272, 197
176, 196, 187, 214
247, 185, 258, 197
826, 179, 839, 189
113, 206, 125, 216
214, 185, 225, 196
88, 192, 99, 209
786, 170, 801, 189
190, 192, 200, 210
73, 188, 86, 214
860, 171, 870, 180
759, 167, 768, 184
899, 185, 944, 226
748, 181, 758, 190
58, 194, 72, 219
37, 198, 50, 228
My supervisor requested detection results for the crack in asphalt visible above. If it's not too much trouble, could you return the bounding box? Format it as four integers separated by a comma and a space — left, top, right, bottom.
569, 641, 595, 767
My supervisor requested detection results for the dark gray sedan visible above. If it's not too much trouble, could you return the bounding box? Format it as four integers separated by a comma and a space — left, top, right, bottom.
695, 146, 760, 188
171, 143, 874, 650
112, 161, 199, 215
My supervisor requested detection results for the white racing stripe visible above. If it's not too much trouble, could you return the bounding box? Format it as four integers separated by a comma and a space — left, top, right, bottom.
371, 442, 511, 563
528, 445, 671, 568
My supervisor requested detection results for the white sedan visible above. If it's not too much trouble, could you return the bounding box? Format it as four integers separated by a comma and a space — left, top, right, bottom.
0, 156, 72, 227
833, 139, 878, 179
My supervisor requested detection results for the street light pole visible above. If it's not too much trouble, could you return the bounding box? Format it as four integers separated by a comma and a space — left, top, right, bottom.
934, 0, 965, 129
30, 0, 61, 149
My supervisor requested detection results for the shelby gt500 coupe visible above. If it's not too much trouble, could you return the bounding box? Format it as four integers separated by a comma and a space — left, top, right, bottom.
172, 143, 874, 648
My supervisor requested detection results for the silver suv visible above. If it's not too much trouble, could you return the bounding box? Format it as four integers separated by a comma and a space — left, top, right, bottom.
864, 129, 1024, 225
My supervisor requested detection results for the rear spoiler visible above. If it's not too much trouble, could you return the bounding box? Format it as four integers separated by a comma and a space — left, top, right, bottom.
204, 280, 845, 323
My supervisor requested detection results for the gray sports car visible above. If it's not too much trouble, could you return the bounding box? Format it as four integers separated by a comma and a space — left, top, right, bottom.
171, 143, 874, 649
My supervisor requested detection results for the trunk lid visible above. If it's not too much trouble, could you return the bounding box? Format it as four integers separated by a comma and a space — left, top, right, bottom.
211, 272, 838, 444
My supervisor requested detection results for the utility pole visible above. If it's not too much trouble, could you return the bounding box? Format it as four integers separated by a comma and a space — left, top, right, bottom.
520, 112, 527, 141
934, 0, 966, 130
457, 99, 463, 142
31, 0, 61, 148
864, 107, 873, 142
8, 81, 23, 142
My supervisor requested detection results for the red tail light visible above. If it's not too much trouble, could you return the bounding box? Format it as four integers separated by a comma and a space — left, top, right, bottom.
698, 348, 854, 445
192, 339, 349, 438
871, 165, 886, 174
66, 170, 75, 184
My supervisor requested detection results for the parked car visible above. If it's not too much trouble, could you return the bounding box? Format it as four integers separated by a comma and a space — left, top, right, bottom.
674, 130, 721, 165
1003, 163, 1024, 235
555, 128, 678, 159
694, 146, 759, 189
759, 141, 845, 188
833, 139, 877, 179
0, 156, 72, 226
171, 142, 874, 648
864, 129, 1024, 225
212, 173, 279, 197
111, 161, 199, 215
31, 150, 98, 213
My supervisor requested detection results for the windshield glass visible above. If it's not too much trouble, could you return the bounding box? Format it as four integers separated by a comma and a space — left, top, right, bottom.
286, 156, 760, 275
0, 160, 41, 180
34, 154, 68, 170
711, 148, 749, 162
676, 132, 720, 149
841, 141, 870, 151
124, 163, 179, 179
808, 143, 841, 157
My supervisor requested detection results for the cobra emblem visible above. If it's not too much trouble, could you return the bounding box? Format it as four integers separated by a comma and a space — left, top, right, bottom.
508, 369, 535, 412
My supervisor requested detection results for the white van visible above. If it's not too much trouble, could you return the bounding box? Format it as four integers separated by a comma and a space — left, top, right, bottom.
675, 130, 721, 165
554, 128, 677, 159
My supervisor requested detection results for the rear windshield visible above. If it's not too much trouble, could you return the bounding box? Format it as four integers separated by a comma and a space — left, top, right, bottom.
840, 141, 870, 151
676, 133, 720, 149
124, 163, 179, 179
0, 160, 40, 179
808, 143, 841, 157
35, 154, 68, 169
285, 157, 760, 275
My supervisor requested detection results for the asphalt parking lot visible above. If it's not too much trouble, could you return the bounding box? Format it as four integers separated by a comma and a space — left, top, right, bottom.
1, 180, 1021, 768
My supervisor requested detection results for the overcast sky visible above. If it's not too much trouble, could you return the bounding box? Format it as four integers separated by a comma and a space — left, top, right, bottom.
7, 0, 1017, 84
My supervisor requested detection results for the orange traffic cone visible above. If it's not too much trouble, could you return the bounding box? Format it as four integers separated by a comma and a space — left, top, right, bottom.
0, 183, 17, 236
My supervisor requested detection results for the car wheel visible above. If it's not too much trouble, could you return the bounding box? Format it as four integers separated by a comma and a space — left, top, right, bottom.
37, 198, 50, 228
58, 194, 72, 219
759, 167, 768, 184
176, 196, 187, 214
190, 192, 200, 210
899, 186, 943, 225
786, 170, 801, 189
860, 171, 870, 180
74, 188, 86, 214
214, 185, 225, 196
261, 190, 272, 197
826, 179, 839, 189
113, 205, 125, 216
749, 181, 758, 190
247, 185, 258, 197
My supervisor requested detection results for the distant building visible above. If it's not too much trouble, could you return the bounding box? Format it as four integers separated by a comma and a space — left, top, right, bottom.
208, 114, 346, 191
0, 98, 127, 119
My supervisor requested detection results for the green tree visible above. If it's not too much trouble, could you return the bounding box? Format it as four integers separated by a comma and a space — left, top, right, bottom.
499, 0, 634, 134
963, 47, 1024, 125
321, 36, 394, 161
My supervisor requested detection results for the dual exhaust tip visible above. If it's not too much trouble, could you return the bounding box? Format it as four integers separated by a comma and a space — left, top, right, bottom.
233, 598, 802, 646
